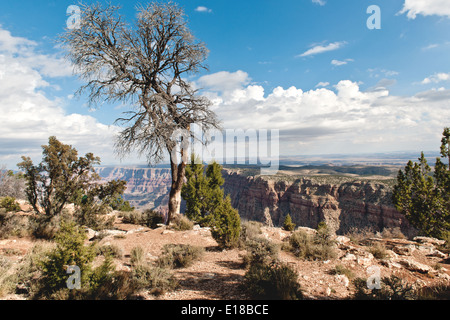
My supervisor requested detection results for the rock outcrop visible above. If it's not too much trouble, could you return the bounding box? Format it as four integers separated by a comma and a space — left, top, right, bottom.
96, 167, 171, 210
95, 166, 414, 236
222, 169, 413, 235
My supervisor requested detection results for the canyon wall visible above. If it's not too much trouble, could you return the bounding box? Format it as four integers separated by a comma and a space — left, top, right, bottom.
96, 166, 413, 235
221, 169, 413, 236
96, 167, 171, 210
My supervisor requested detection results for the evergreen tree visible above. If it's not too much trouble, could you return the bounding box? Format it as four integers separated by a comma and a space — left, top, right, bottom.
283, 214, 296, 231
182, 155, 241, 248
181, 155, 210, 223
393, 128, 450, 239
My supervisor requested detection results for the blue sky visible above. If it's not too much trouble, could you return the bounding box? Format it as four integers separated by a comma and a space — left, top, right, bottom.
0, 0, 450, 168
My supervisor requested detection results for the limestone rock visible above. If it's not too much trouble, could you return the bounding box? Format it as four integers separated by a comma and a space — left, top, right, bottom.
399, 259, 432, 273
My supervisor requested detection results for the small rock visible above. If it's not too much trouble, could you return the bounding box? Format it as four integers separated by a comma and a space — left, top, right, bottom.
335, 236, 351, 245
162, 230, 174, 235
413, 236, 445, 246
193, 224, 201, 230
428, 249, 447, 259
335, 274, 350, 287
399, 259, 432, 273
325, 287, 332, 296
341, 253, 357, 261
295, 227, 318, 235
393, 245, 415, 256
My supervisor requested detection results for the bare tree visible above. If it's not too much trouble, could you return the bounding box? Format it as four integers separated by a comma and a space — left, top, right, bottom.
0, 165, 25, 199
60, 2, 220, 223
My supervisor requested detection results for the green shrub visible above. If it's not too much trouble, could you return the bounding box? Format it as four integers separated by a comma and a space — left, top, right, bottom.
39, 220, 97, 294
211, 196, 241, 249
157, 244, 204, 269
328, 264, 355, 279
285, 229, 336, 261
0, 197, 21, 212
244, 262, 303, 300
130, 264, 178, 296
369, 243, 389, 260
29, 211, 73, 240
242, 237, 279, 267
283, 214, 296, 232
0, 211, 31, 239
352, 275, 416, 300
122, 210, 164, 229
97, 244, 124, 259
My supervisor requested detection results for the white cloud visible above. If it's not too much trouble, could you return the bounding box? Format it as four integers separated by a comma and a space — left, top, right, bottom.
315, 82, 330, 88
312, 0, 326, 6
0, 27, 121, 168
399, 0, 450, 19
195, 6, 212, 13
297, 41, 347, 58
331, 58, 353, 66
200, 70, 450, 155
422, 72, 450, 84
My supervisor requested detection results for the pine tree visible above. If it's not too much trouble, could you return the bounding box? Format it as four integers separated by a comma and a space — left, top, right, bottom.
393, 128, 450, 239
182, 155, 241, 248
181, 155, 210, 223
283, 214, 296, 231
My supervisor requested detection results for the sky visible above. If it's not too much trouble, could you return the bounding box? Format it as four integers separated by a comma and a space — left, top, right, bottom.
0, 0, 450, 169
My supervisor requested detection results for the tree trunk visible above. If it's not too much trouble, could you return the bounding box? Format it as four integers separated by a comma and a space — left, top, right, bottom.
167, 150, 188, 224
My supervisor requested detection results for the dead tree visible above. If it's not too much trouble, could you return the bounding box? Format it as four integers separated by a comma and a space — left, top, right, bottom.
60, 2, 220, 223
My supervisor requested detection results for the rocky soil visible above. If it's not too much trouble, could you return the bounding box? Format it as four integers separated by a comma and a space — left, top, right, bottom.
1, 206, 449, 300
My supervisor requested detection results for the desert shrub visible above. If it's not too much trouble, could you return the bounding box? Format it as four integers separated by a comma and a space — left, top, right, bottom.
130, 264, 178, 296
352, 275, 416, 300
157, 244, 204, 269
344, 227, 377, 245
0, 167, 26, 199
244, 262, 303, 300
122, 210, 164, 229
74, 203, 115, 231
170, 214, 194, 231
438, 231, 450, 254
242, 237, 279, 267
130, 246, 146, 266
97, 244, 124, 259
0, 197, 21, 212
381, 227, 406, 240
285, 229, 337, 261
328, 264, 355, 279
0, 210, 31, 239
369, 243, 390, 260
283, 214, 296, 231
7, 242, 55, 297
0, 256, 15, 297
29, 211, 73, 240
416, 284, 450, 300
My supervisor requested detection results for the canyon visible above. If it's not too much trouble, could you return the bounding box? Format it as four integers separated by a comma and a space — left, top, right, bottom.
96, 165, 414, 236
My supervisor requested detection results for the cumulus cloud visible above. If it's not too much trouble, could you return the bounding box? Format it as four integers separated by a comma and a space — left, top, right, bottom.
399, 0, 450, 19
422, 72, 450, 84
200, 71, 450, 155
297, 41, 347, 58
0, 27, 121, 168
